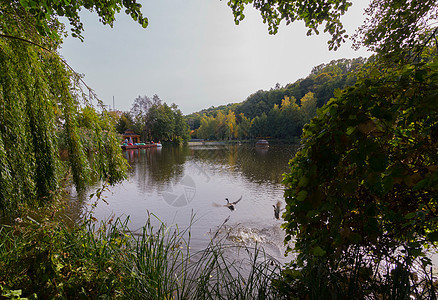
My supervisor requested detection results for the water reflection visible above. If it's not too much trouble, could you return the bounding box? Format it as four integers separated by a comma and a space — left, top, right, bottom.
124, 147, 191, 191
190, 144, 299, 184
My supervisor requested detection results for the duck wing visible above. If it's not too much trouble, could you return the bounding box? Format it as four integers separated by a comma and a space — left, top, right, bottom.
231, 195, 243, 205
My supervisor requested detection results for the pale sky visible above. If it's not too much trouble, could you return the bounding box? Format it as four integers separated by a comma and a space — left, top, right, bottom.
60, 0, 372, 115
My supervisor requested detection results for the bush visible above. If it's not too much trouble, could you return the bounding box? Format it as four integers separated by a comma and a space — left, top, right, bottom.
282, 58, 438, 298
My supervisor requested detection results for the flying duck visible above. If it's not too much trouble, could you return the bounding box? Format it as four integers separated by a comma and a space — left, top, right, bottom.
224, 195, 242, 211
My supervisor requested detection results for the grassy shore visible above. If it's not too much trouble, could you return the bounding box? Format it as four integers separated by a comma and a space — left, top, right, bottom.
1, 195, 436, 299
0, 208, 285, 299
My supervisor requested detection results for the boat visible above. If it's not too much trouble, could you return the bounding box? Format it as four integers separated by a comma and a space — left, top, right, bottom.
255, 139, 269, 148
121, 143, 161, 150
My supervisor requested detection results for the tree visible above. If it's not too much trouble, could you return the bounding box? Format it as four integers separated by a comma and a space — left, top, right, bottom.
197, 115, 216, 140
146, 102, 173, 142
230, 1, 438, 297
355, 0, 438, 60
267, 104, 281, 138
115, 111, 134, 134
227, 0, 352, 50
186, 113, 201, 130
215, 111, 227, 140
279, 96, 301, 138
130, 95, 153, 140
237, 113, 251, 139
228, 1, 438, 56
135, 98, 189, 143
225, 110, 238, 140
299, 91, 317, 123
0, 1, 148, 214
172, 103, 189, 143
250, 113, 268, 138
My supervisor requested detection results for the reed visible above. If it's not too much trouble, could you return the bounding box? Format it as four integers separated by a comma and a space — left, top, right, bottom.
0, 212, 285, 299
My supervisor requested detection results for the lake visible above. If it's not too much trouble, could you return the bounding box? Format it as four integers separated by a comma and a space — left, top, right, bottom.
66, 143, 299, 262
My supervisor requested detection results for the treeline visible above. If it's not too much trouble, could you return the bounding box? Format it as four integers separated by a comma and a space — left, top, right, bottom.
192, 92, 316, 140
187, 57, 366, 140
115, 95, 189, 144
113, 58, 366, 142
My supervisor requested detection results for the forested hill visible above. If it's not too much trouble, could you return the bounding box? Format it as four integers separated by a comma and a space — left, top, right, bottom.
186, 57, 367, 139
237, 57, 366, 119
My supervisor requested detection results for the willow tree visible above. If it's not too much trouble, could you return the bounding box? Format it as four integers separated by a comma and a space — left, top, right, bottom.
0, 0, 147, 214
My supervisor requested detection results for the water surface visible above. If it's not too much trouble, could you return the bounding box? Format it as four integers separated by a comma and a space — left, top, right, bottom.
68, 143, 299, 261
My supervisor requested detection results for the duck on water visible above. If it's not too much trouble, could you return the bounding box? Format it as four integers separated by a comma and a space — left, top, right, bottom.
213, 196, 243, 211
273, 201, 281, 219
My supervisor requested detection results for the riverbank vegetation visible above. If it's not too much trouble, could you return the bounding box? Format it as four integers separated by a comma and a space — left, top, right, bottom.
0, 206, 283, 299
115, 94, 189, 144
282, 57, 438, 299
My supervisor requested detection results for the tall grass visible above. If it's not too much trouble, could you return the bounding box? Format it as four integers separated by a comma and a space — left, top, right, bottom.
0, 212, 285, 299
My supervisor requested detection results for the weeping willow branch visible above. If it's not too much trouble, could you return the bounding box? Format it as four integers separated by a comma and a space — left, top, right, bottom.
0, 29, 128, 214
0, 33, 104, 109
0, 33, 51, 51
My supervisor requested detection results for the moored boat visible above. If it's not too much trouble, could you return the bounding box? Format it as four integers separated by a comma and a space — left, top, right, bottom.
121, 143, 160, 150
255, 139, 269, 148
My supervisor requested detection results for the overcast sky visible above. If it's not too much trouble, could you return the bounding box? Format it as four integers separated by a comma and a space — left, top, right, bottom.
59, 0, 372, 115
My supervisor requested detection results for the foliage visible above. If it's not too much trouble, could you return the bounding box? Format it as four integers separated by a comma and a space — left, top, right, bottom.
115, 111, 134, 134
0, 209, 284, 299
282, 58, 438, 298
227, 0, 438, 56
355, 0, 438, 59
231, 1, 438, 296
146, 102, 175, 142
129, 94, 189, 143
0, 2, 127, 215
238, 113, 251, 139
192, 92, 321, 141
187, 57, 365, 139
129, 94, 154, 140
227, 0, 352, 50
1, 0, 148, 41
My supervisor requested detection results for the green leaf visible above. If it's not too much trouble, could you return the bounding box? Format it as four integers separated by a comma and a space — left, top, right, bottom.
346, 126, 355, 135
298, 176, 309, 187
329, 106, 338, 117
413, 178, 429, 191
343, 180, 357, 195
312, 246, 326, 256
296, 190, 308, 202
404, 212, 416, 219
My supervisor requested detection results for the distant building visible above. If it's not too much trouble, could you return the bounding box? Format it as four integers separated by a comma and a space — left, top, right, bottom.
122, 129, 140, 144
